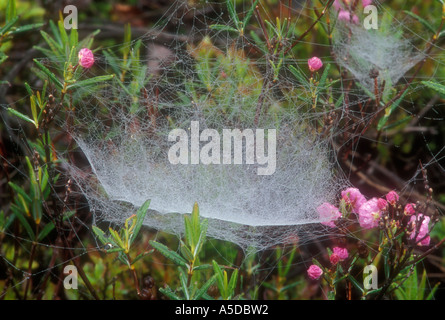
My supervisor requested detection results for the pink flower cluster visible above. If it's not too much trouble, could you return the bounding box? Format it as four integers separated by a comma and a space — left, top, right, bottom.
330, 247, 349, 265
333, 0, 373, 24
317, 187, 431, 246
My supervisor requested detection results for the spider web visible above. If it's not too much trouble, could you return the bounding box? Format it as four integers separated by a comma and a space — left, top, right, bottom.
1, 0, 445, 299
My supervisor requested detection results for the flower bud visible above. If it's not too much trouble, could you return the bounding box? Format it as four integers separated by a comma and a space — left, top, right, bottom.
78, 48, 95, 68
308, 56, 323, 72
307, 264, 323, 280
385, 191, 399, 205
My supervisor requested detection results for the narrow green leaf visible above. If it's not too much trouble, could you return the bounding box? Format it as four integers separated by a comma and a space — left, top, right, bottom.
149, 240, 188, 268
317, 64, 331, 91
33, 59, 63, 89
348, 274, 364, 294
130, 199, 150, 245
426, 282, 440, 300
92, 225, 108, 245
194, 274, 216, 300
228, 269, 238, 298
209, 24, 239, 33
6, 0, 17, 23
8, 182, 32, 203
289, 65, 308, 85
69, 28, 78, 48
109, 228, 125, 249
66, 75, 114, 90
226, 0, 239, 25
192, 264, 212, 271
48, 20, 62, 47
382, 115, 411, 130
38, 222, 55, 241
11, 205, 35, 240
180, 269, 190, 300
403, 10, 436, 34
58, 19, 69, 49
212, 260, 225, 296
10, 23, 44, 35
7, 108, 35, 125
159, 285, 180, 300
180, 241, 194, 262
421, 80, 445, 95
0, 15, 19, 35
377, 89, 409, 130
242, 0, 259, 26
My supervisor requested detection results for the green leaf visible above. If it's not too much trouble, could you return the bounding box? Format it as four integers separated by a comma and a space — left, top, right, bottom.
403, 10, 436, 34
66, 75, 115, 90
5, 0, 17, 23
382, 115, 411, 130
11, 205, 35, 240
317, 64, 331, 91
193, 275, 216, 300
209, 24, 239, 33
421, 81, 445, 95
193, 264, 212, 271
228, 269, 238, 299
225, 0, 239, 26
38, 211, 75, 242
109, 228, 125, 249
92, 225, 108, 245
0, 15, 19, 36
377, 89, 409, 131
159, 285, 181, 300
193, 274, 217, 300
180, 241, 194, 262
179, 269, 190, 300
10, 23, 44, 35
149, 240, 188, 268
33, 59, 63, 89
289, 65, 308, 85
69, 28, 78, 48
212, 260, 225, 297
58, 19, 69, 49
130, 199, 150, 245
8, 182, 32, 203
7, 108, 35, 125
348, 274, 364, 294
242, 0, 259, 27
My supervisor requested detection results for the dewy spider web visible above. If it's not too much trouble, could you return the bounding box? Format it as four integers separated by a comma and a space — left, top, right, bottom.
62, 0, 443, 252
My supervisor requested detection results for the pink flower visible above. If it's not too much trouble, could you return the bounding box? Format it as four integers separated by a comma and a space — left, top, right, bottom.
341, 187, 366, 213
358, 198, 382, 229
78, 48, 94, 68
308, 56, 323, 72
330, 253, 340, 265
377, 198, 387, 210
307, 265, 323, 280
409, 214, 430, 246
333, 247, 349, 260
338, 10, 359, 24
386, 191, 399, 205
317, 203, 342, 228
404, 203, 416, 216
333, 0, 350, 11
362, 0, 373, 7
